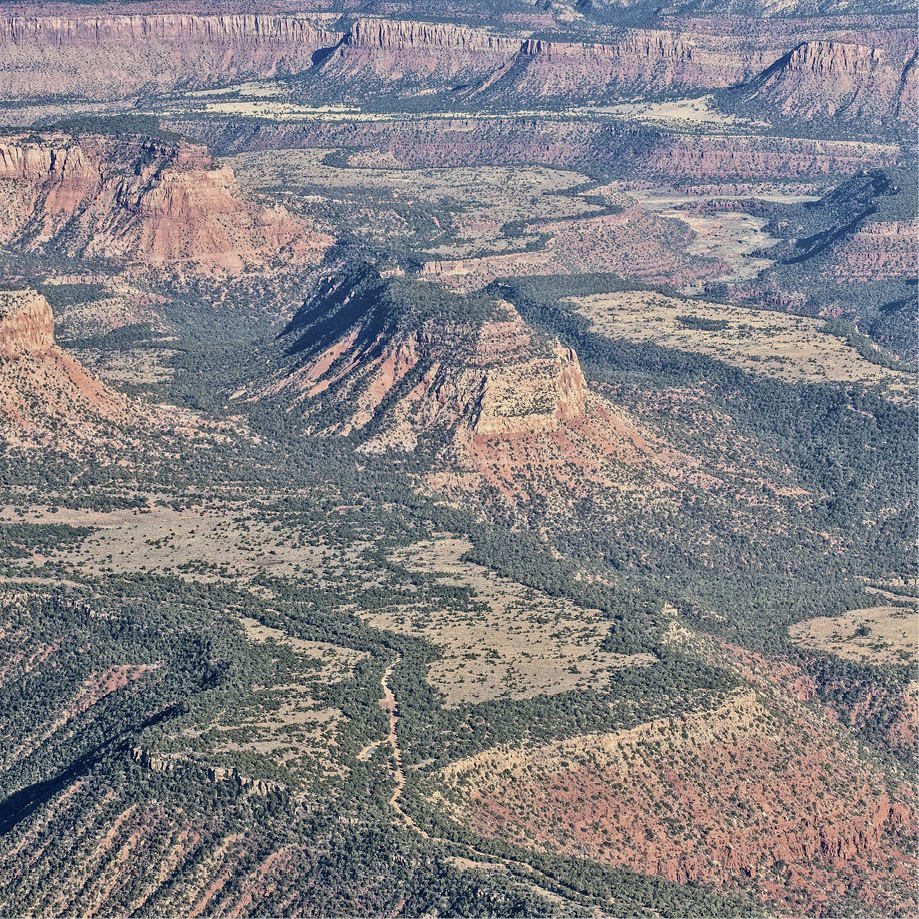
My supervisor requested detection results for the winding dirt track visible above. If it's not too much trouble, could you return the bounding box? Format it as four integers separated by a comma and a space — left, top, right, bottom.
379, 656, 429, 837
377, 656, 599, 911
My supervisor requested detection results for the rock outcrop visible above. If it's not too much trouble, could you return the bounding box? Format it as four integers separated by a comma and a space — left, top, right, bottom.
199, 115, 899, 181
345, 19, 518, 55
265, 273, 592, 446
438, 687, 918, 916
2, 7, 913, 118
829, 219, 919, 281
257, 268, 653, 508
0, 13, 340, 99
0, 289, 55, 356
0, 134, 331, 273
738, 39, 917, 122
0, 289, 131, 445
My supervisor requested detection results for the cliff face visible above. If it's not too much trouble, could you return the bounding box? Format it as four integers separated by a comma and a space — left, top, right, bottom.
345, 19, 518, 55
0, 8, 913, 118
203, 116, 899, 183
740, 39, 917, 121
0, 134, 331, 273
0, 14, 340, 99
829, 219, 918, 281
0, 14, 335, 45
258, 269, 653, 509
266, 281, 591, 446
498, 30, 762, 99
321, 21, 771, 99
0, 290, 130, 445
0, 290, 55, 356
319, 18, 516, 87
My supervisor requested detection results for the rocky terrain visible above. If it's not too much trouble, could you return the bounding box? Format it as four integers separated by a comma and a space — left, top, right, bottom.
0, 7, 914, 125
194, 115, 901, 183
0, 134, 331, 273
741, 165, 918, 359
256, 269, 651, 510
0, 13, 339, 101
0, 2, 913, 917
436, 686, 916, 915
733, 38, 917, 125
0, 289, 131, 445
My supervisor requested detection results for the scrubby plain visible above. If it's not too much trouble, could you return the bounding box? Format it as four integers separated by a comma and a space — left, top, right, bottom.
0, 2, 914, 917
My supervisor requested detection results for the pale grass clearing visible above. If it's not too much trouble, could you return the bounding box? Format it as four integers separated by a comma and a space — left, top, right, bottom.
566, 290, 913, 397
623, 184, 788, 282
209, 695, 342, 764
0, 504, 336, 581
362, 537, 654, 706
789, 605, 917, 665
603, 95, 765, 127
239, 616, 368, 682
654, 210, 777, 282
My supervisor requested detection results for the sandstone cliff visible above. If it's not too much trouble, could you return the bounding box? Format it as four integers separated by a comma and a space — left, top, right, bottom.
0, 134, 331, 273
0, 289, 130, 445
0, 13, 340, 99
0, 289, 55, 356
256, 268, 654, 509
200, 115, 899, 182
0, 7, 913, 121
265, 274, 592, 446
738, 39, 917, 122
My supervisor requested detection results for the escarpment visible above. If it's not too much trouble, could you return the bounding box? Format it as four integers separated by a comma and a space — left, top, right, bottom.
0, 14, 336, 46
737, 38, 918, 122
264, 272, 592, 445
0, 290, 131, 444
256, 268, 655, 509
344, 19, 519, 54
2, 7, 913, 115
0, 290, 55, 356
0, 14, 340, 99
0, 134, 331, 273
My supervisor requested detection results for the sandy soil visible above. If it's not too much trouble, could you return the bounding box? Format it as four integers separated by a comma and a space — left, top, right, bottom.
789, 605, 917, 665
362, 537, 654, 705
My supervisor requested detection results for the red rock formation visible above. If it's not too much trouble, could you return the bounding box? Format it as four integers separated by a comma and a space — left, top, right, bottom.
345, 19, 517, 54
741, 39, 917, 122
268, 303, 593, 446
0, 290, 54, 356
205, 116, 900, 180
0, 289, 131, 444
0, 134, 331, 273
260, 274, 662, 513
0, 6, 914, 115
440, 690, 918, 915
500, 30, 759, 100
319, 18, 517, 87
0, 14, 340, 99
828, 219, 918, 281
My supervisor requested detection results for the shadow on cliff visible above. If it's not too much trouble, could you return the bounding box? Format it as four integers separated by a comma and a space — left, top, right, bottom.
0, 703, 183, 837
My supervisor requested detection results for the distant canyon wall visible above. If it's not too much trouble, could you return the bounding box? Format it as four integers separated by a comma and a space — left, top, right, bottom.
0, 13, 339, 99
0, 9, 914, 114
190, 116, 901, 180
